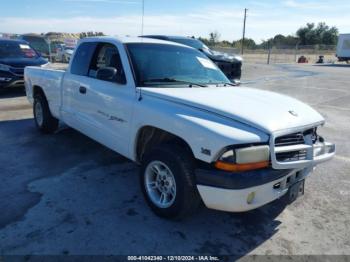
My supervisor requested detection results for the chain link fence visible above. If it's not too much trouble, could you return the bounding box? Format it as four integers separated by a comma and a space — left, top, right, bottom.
212, 45, 337, 64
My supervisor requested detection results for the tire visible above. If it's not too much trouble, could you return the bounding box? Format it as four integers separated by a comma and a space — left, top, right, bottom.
33, 93, 59, 134
140, 145, 201, 219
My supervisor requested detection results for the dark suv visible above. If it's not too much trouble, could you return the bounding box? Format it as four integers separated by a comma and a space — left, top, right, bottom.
141, 35, 242, 82
0, 39, 48, 89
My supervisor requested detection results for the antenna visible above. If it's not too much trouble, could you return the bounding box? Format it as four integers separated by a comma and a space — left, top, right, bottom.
141, 0, 145, 35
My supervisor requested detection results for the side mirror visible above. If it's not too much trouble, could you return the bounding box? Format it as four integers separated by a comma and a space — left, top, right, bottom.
96, 67, 117, 81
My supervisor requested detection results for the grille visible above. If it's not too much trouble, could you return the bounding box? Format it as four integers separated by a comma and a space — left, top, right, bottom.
275, 132, 305, 146
217, 62, 231, 72
217, 62, 241, 78
9, 67, 24, 76
276, 150, 307, 162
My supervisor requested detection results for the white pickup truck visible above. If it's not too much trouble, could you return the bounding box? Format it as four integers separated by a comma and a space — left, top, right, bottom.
25, 36, 335, 219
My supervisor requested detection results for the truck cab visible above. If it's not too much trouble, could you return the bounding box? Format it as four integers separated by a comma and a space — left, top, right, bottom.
336, 34, 350, 63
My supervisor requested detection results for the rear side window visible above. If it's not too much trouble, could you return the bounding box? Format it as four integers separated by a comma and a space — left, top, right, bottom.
71, 42, 97, 76
0, 41, 38, 59
21, 36, 49, 54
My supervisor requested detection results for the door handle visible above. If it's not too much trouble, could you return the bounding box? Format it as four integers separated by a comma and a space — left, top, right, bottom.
79, 86, 87, 94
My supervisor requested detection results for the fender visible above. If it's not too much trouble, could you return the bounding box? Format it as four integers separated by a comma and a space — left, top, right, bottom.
129, 94, 269, 163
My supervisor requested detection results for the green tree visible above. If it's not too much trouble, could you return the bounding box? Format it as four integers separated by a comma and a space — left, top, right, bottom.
233, 38, 257, 49
321, 26, 338, 45
198, 36, 210, 46
296, 23, 315, 45
209, 31, 220, 45
296, 22, 338, 45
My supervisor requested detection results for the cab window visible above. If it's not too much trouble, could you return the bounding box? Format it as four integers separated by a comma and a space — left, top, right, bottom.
70, 42, 97, 76
88, 43, 126, 84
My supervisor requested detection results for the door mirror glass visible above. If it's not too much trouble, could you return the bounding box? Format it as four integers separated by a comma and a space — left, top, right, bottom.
96, 67, 117, 81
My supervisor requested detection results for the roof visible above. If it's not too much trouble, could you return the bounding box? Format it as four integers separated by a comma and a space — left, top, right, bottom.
80, 35, 191, 48
142, 35, 197, 40
0, 38, 27, 43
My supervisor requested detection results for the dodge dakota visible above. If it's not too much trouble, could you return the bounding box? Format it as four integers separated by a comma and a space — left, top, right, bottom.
25, 36, 335, 219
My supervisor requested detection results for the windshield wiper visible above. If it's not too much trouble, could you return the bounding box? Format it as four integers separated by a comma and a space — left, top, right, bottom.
213, 82, 237, 87
142, 78, 207, 87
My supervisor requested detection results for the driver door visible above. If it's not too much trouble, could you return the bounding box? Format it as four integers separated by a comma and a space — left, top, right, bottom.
62, 41, 135, 157
81, 43, 135, 156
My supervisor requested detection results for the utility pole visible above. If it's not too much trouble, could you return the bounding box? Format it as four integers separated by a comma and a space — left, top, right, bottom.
141, 0, 145, 35
47, 38, 52, 63
241, 8, 248, 55
267, 40, 271, 64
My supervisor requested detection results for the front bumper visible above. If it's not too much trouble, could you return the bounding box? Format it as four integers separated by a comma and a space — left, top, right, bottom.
196, 168, 309, 212
0, 71, 24, 89
196, 137, 335, 212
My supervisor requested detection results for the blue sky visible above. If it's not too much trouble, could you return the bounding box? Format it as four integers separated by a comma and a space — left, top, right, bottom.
1, 0, 349, 42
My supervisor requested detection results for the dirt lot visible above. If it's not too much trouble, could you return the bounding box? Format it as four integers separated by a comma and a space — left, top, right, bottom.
0, 63, 349, 258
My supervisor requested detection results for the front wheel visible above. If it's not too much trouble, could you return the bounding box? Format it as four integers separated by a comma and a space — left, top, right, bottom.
33, 94, 59, 134
140, 145, 201, 219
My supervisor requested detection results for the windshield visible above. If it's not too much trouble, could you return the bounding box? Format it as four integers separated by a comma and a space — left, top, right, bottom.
171, 38, 203, 49
171, 38, 213, 54
126, 43, 229, 87
21, 36, 48, 54
0, 41, 38, 59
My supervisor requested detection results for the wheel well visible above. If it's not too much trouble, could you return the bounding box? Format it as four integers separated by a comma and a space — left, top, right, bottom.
135, 126, 194, 162
33, 85, 45, 98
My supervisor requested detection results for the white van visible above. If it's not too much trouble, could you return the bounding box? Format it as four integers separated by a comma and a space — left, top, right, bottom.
336, 34, 350, 63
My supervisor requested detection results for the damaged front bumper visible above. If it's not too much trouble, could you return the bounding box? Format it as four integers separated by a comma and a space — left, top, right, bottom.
196, 168, 311, 212
195, 129, 335, 213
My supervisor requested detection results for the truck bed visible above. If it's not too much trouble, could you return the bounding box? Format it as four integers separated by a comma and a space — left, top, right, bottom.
25, 66, 66, 119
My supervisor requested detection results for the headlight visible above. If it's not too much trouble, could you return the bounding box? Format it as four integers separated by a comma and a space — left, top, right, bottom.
0, 64, 10, 72
215, 145, 270, 172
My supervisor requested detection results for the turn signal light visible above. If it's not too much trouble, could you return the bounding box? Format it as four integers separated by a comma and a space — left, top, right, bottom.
214, 160, 269, 172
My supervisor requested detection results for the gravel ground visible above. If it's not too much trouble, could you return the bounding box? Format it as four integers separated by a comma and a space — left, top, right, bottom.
0, 63, 349, 258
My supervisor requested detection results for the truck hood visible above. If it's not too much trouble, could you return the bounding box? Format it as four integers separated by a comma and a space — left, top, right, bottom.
65, 49, 74, 56
0, 57, 48, 68
142, 86, 324, 133
205, 50, 242, 63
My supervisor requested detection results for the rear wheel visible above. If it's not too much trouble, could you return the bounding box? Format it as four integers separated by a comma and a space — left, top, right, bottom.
140, 145, 201, 219
33, 94, 59, 134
